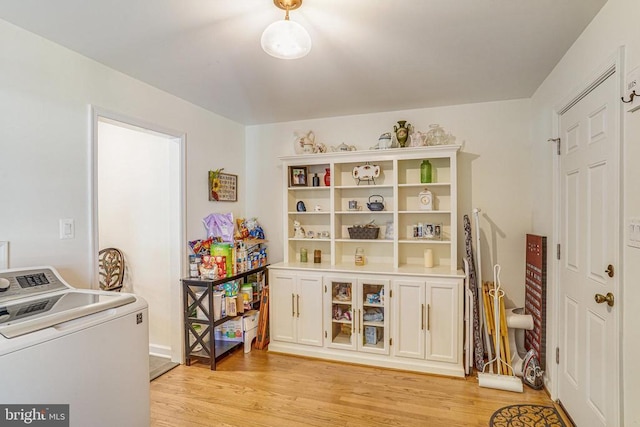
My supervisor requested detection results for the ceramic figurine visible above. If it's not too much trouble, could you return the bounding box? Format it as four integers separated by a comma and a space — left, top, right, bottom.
378, 132, 392, 149
293, 220, 306, 238
330, 142, 356, 152
294, 130, 316, 154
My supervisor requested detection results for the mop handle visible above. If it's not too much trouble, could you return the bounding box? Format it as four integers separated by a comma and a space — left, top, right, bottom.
493, 265, 502, 364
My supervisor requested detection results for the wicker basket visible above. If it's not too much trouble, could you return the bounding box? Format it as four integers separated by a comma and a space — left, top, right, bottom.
348, 226, 380, 239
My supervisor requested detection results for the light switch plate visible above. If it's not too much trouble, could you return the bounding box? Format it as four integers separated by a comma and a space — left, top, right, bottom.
59, 219, 75, 240
624, 66, 640, 113
628, 217, 640, 249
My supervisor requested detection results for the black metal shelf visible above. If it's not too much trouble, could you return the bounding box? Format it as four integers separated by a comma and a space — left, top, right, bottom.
182, 264, 268, 370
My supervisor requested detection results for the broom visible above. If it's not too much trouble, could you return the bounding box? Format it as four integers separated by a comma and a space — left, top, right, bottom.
477, 265, 523, 393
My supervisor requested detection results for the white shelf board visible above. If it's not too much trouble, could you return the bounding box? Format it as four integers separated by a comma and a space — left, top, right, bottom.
399, 210, 451, 214
288, 211, 331, 215
336, 211, 392, 214
335, 185, 394, 190
335, 239, 393, 243
287, 186, 330, 191
270, 261, 464, 278
398, 182, 450, 187
398, 239, 450, 244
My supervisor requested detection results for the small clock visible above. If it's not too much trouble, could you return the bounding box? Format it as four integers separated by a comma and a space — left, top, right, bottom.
418, 188, 433, 210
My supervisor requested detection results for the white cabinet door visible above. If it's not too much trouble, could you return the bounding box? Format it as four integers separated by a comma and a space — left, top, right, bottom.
357, 278, 390, 355
393, 279, 426, 359
425, 278, 460, 363
296, 275, 324, 347
270, 271, 297, 343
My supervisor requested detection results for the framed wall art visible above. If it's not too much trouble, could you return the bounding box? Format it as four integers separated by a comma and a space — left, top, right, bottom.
209, 169, 237, 202
290, 166, 308, 187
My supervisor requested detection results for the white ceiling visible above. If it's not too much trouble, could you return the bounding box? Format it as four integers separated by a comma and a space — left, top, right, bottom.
0, 0, 607, 125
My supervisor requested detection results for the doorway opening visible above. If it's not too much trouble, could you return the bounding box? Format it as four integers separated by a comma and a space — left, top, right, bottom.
91, 109, 185, 363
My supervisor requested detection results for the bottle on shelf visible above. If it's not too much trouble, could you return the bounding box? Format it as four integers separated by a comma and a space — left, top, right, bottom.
324, 168, 331, 186
420, 160, 432, 183
312, 173, 320, 187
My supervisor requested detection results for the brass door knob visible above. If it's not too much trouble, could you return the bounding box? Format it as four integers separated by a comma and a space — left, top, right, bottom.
594, 292, 614, 307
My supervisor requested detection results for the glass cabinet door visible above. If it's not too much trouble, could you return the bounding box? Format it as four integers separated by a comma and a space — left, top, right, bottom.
358, 278, 389, 355
325, 278, 356, 350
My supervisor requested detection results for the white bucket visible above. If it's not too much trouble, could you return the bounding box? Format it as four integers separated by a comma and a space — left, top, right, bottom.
213, 291, 223, 321
195, 291, 208, 320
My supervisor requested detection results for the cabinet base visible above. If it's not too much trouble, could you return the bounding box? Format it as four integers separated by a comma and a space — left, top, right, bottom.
267, 342, 465, 378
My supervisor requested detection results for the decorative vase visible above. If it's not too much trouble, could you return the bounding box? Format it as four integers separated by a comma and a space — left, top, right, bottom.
394, 120, 411, 148
324, 168, 331, 186
420, 160, 432, 183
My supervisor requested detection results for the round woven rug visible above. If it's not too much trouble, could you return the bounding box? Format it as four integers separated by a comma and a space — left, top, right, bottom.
489, 404, 567, 427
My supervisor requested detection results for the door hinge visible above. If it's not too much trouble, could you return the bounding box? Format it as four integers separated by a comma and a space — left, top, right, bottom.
556, 347, 560, 364
557, 244, 561, 260
389, 338, 392, 346
548, 137, 561, 155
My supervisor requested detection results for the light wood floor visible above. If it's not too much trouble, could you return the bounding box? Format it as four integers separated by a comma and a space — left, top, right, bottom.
150, 349, 565, 426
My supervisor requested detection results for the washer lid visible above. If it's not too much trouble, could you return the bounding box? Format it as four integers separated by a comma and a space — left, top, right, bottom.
0, 291, 136, 338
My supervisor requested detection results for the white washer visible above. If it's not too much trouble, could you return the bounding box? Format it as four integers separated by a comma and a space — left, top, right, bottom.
0, 266, 149, 427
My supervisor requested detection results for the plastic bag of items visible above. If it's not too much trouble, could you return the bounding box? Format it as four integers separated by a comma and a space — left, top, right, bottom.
203, 212, 234, 242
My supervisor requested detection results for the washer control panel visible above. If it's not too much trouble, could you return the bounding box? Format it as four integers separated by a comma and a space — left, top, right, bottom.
0, 267, 69, 303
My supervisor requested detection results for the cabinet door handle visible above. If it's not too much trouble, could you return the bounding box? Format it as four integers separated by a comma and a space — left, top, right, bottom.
427, 304, 430, 331
297, 294, 300, 318
359, 309, 362, 334
291, 293, 295, 317
421, 304, 425, 330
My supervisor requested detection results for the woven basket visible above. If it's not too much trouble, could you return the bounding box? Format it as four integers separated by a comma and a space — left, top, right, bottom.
348, 226, 379, 239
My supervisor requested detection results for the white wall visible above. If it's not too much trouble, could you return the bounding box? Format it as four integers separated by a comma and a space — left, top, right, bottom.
98, 121, 177, 353
529, 0, 640, 423
0, 18, 246, 287
246, 99, 533, 306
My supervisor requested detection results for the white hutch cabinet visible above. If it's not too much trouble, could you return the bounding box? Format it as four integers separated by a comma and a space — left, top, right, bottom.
269, 146, 465, 377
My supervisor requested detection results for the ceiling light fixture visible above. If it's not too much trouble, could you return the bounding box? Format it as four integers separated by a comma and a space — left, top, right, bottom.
261, 0, 311, 60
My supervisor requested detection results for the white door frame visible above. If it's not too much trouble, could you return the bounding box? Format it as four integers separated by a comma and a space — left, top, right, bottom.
550, 47, 624, 423
90, 106, 187, 364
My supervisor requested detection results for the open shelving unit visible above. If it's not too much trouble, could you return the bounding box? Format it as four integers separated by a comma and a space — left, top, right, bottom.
182, 265, 268, 370
280, 145, 460, 272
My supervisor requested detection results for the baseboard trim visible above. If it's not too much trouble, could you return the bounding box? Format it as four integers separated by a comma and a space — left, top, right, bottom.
149, 344, 172, 359
268, 342, 465, 378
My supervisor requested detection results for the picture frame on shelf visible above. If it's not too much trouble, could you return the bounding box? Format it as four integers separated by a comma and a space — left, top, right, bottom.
290, 166, 308, 187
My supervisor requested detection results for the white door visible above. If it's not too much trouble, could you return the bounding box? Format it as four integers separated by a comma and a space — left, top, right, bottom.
269, 272, 297, 343
425, 278, 460, 363
296, 275, 324, 347
558, 72, 620, 426
393, 279, 426, 359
